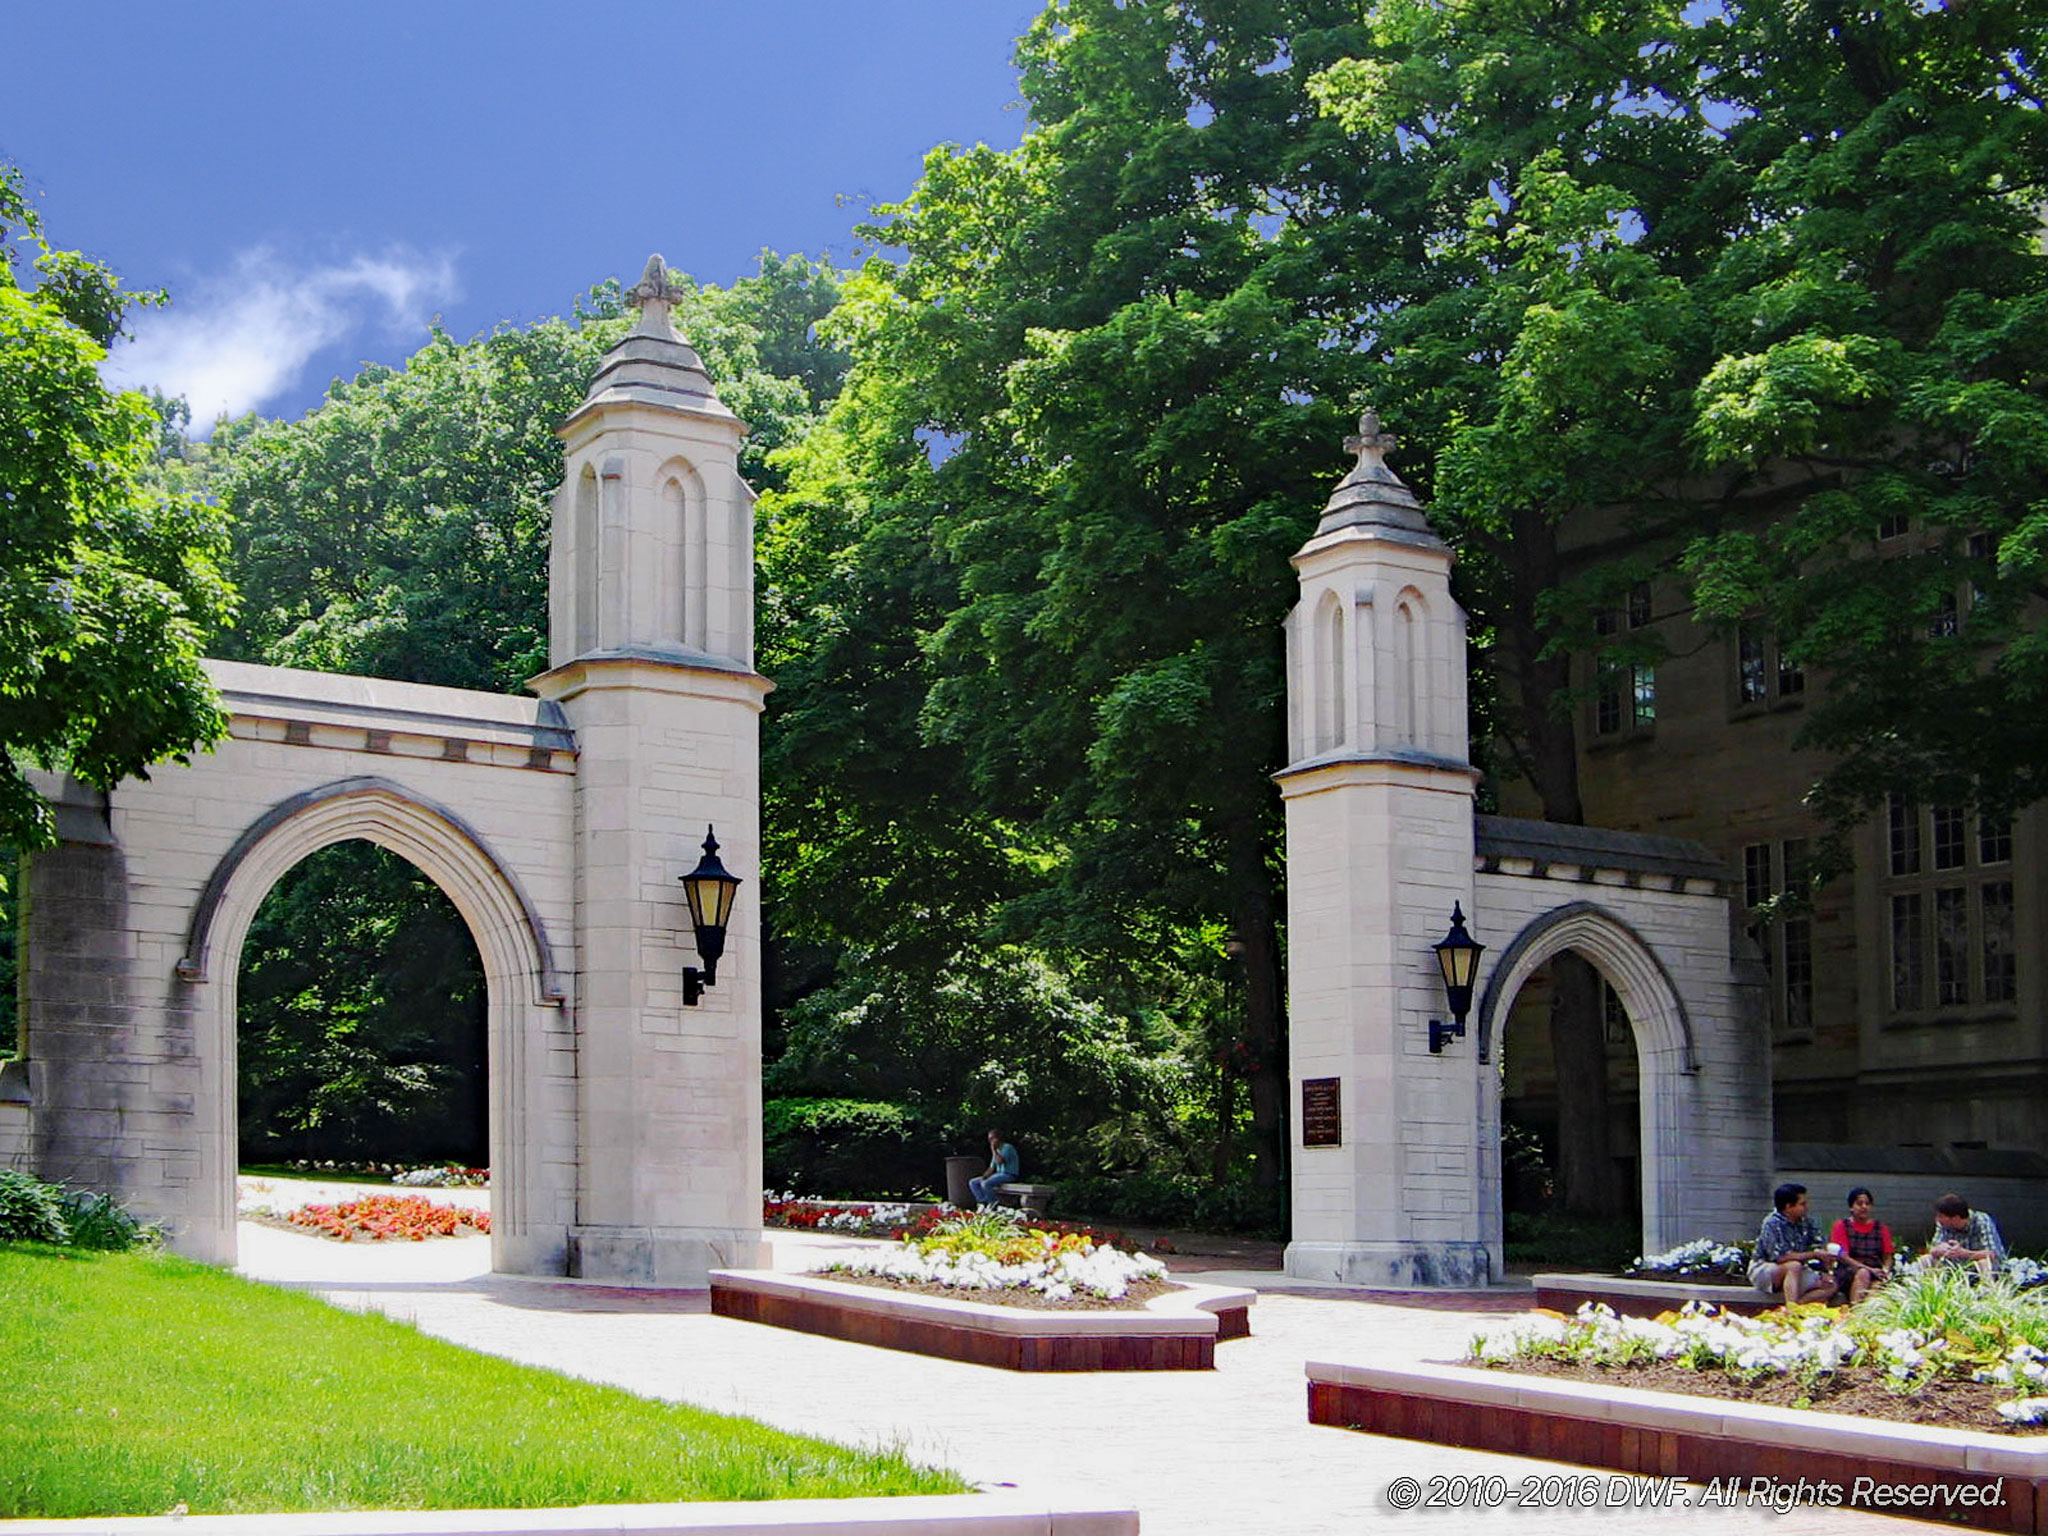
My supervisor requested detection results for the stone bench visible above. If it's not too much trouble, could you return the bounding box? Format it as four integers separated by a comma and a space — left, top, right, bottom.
993, 1182, 1058, 1216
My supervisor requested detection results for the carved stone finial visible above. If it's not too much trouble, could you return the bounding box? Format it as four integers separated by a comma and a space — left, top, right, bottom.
1312, 404, 1429, 537
627, 254, 687, 306
1343, 409, 1398, 469
625, 254, 688, 339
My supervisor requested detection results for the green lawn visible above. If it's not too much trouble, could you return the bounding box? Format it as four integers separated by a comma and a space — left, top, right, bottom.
0, 1246, 965, 1518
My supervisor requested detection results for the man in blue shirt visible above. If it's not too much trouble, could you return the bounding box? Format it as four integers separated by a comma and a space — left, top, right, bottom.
969, 1130, 1020, 1208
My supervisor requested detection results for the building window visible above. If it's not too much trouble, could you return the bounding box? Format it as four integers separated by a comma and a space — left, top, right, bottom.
1738, 627, 1768, 705
1743, 844, 1772, 912
1983, 881, 2016, 1004
1625, 580, 1652, 629
1591, 585, 1657, 740
1889, 797, 1920, 876
1735, 622, 1803, 711
1968, 532, 1997, 609
1929, 591, 1960, 638
1878, 512, 1910, 542
1783, 915, 1814, 1032
1742, 839, 1815, 1039
1594, 660, 1655, 738
1934, 887, 1969, 1006
1884, 805, 2021, 1017
1932, 806, 1966, 870
1981, 815, 2013, 865
1891, 893, 1925, 1011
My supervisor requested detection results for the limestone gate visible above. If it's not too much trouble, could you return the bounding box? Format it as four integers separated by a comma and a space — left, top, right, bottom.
3, 259, 769, 1285
2, 276, 1767, 1285
1278, 417, 1767, 1283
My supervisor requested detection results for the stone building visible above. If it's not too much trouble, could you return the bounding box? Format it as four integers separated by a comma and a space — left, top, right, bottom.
1494, 511, 2048, 1242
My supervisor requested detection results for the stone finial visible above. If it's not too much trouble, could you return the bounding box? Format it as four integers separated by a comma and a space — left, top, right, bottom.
1344, 410, 1398, 470
1311, 406, 1430, 538
625, 254, 688, 340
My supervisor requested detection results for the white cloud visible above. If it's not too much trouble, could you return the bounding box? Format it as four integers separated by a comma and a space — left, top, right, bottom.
102, 247, 461, 427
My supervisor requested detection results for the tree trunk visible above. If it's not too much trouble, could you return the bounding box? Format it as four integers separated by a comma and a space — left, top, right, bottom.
1549, 951, 1628, 1215
1226, 818, 1288, 1195
1211, 1059, 1234, 1183
1497, 510, 1627, 1217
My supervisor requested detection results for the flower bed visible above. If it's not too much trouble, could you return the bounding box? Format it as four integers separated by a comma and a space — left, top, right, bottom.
716, 1208, 1250, 1370
821, 1214, 1167, 1305
1626, 1236, 1752, 1283
283, 1193, 492, 1242
710, 1268, 1251, 1372
1473, 1268, 2048, 1433
392, 1164, 490, 1188
761, 1192, 1128, 1250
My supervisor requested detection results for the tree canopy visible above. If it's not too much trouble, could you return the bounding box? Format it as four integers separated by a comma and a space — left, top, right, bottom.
760, 0, 2047, 1211
0, 165, 234, 857
1678, 0, 2048, 871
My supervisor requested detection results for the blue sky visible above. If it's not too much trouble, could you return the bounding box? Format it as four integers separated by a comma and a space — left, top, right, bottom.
6, 2, 1037, 428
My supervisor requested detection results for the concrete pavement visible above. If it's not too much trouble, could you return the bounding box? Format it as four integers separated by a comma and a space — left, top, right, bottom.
229, 1215, 1931, 1536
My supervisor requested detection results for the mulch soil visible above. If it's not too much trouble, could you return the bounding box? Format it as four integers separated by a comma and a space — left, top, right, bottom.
819, 1271, 1180, 1311
1484, 1355, 2047, 1435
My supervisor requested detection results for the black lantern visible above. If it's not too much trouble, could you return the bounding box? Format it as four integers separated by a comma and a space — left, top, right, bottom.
1429, 902, 1484, 1054
679, 826, 742, 1006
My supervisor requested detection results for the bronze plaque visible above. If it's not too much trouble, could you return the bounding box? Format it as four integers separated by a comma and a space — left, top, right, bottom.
1301, 1076, 1341, 1148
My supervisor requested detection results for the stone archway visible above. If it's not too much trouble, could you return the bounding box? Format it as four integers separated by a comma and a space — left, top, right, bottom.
182, 776, 566, 1273
1279, 418, 1772, 1283
7, 259, 772, 1284
1475, 899, 1698, 1252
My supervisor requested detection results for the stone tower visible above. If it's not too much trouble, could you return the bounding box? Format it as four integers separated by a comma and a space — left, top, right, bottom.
1278, 414, 1492, 1286
529, 256, 770, 1284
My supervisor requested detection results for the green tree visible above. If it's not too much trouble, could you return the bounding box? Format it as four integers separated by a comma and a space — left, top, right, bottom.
770, 0, 1728, 1207
237, 840, 486, 1164
1680, 0, 2048, 868
765, 1, 1410, 1194
0, 165, 234, 858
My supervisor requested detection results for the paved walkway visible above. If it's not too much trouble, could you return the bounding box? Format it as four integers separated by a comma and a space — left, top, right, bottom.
235, 1220, 1922, 1536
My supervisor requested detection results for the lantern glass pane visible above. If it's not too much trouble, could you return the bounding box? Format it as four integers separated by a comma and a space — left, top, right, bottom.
684, 875, 738, 929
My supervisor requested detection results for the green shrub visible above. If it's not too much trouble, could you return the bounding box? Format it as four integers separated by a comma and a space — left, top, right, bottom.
0, 1169, 70, 1245
0, 1171, 159, 1251
1055, 1171, 1283, 1237
1502, 1211, 1639, 1270
1856, 1266, 2048, 1357
61, 1190, 159, 1252
762, 1098, 939, 1199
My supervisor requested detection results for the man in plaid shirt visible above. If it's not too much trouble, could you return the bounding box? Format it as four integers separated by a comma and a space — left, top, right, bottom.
1750, 1182, 1839, 1305
1927, 1193, 2006, 1277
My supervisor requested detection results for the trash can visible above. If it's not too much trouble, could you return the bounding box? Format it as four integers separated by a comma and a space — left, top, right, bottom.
944, 1155, 982, 1209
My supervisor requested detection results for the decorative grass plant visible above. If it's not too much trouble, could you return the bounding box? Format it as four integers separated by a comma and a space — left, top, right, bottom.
0, 1246, 965, 1518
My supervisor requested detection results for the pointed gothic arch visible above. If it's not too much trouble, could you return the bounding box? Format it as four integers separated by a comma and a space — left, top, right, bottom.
1474, 898, 1706, 1250
182, 777, 570, 1273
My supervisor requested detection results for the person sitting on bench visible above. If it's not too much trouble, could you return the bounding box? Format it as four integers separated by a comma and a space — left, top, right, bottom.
1750, 1182, 1839, 1306
968, 1129, 1020, 1208
1926, 1192, 2006, 1278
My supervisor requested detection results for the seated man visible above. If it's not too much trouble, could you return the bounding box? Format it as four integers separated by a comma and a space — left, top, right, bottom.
967, 1129, 1020, 1208
1926, 1193, 2006, 1278
1750, 1182, 1839, 1306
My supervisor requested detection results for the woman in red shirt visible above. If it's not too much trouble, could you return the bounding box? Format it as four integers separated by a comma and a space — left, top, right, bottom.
1830, 1186, 1895, 1303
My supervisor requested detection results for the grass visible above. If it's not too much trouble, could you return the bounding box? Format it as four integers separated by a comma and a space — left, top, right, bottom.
0, 1245, 966, 1518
